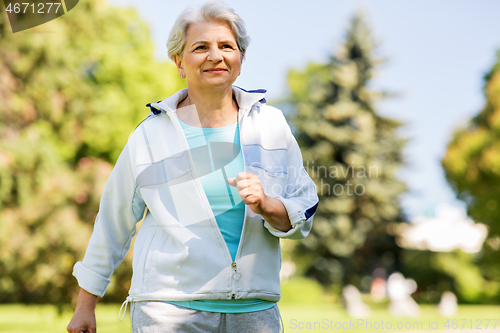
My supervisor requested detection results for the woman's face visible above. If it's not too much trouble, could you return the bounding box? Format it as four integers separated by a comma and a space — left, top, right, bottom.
175, 20, 242, 91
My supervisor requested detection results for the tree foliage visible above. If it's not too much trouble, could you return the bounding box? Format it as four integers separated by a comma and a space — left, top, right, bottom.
441, 50, 500, 302
0, 0, 184, 306
285, 12, 408, 289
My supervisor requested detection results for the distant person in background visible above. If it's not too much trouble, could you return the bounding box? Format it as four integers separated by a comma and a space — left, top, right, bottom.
67, 1, 318, 333
387, 272, 420, 318
370, 267, 387, 302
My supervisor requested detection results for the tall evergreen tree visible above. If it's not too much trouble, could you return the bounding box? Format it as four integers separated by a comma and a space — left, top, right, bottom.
441, 50, 500, 302
0, 0, 184, 306
285, 11, 408, 289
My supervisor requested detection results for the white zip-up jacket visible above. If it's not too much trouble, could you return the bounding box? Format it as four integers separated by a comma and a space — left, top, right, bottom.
72, 86, 319, 308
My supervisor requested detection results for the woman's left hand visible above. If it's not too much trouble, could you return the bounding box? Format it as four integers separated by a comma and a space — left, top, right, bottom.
227, 172, 268, 215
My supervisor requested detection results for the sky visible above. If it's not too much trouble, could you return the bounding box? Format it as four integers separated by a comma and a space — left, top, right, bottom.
107, 0, 500, 221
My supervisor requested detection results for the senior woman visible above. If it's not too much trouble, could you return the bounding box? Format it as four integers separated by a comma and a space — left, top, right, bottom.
67, 1, 318, 333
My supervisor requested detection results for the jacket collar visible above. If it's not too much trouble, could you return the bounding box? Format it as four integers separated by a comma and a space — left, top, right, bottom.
146, 86, 267, 117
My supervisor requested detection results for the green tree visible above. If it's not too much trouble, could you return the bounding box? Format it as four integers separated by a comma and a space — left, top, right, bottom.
441, 50, 500, 302
285, 11, 408, 290
0, 0, 184, 307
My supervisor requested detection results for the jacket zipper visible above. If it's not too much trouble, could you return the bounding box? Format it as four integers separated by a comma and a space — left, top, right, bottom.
160, 106, 238, 298
231, 261, 242, 299
234, 108, 249, 264
230, 106, 251, 299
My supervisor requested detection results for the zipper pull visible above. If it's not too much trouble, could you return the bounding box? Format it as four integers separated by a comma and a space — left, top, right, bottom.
231, 261, 241, 300
231, 261, 241, 281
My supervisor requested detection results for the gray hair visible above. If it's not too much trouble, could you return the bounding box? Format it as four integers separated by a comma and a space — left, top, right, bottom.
167, 1, 250, 62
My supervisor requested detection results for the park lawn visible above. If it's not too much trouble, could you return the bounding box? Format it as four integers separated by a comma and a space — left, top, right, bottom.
279, 303, 500, 332
0, 303, 499, 333
278, 276, 500, 332
0, 303, 130, 333
0, 278, 498, 332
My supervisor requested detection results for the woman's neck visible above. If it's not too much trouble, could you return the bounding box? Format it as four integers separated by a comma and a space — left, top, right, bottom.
177, 86, 239, 128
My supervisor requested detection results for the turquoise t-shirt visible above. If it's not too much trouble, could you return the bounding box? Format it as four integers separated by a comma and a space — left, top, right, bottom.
167, 116, 275, 313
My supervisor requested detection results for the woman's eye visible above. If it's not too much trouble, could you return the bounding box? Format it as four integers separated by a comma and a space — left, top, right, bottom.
222, 44, 233, 49
195, 45, 206, 50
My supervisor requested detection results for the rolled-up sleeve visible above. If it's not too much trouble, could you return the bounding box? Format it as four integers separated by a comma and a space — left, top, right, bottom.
72, 143, 145, 297
264, 122, 319, 240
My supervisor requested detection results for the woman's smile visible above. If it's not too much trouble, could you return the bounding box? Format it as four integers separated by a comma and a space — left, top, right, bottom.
204, 67, 228, 74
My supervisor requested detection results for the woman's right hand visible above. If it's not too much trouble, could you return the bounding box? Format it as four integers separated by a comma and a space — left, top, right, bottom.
67, 288, 98, 333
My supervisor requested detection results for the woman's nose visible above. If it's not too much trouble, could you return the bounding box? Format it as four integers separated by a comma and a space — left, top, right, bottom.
207, 46, 223, 62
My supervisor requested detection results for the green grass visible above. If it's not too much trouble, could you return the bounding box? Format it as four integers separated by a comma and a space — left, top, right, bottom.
279, 303, 500, 332
1, 278, 499, 332
0, 303, 499, 332
0, 303, 131, 333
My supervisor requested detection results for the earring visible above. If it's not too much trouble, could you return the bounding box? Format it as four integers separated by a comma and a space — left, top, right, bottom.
180, 74, 184, 78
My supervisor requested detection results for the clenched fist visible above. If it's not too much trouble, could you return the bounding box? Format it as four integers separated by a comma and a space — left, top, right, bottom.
67, 289, 98, 333
227, 172, 268, 215
227, 172, 292, 232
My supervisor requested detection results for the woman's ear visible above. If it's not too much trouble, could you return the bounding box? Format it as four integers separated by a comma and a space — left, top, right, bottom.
174, 54, 184, 78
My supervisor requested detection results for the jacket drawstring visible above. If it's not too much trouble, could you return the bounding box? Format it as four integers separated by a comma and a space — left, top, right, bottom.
118, 295, 133, 321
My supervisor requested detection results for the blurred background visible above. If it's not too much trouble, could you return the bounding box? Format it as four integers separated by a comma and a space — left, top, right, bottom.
0, 0, 499, 331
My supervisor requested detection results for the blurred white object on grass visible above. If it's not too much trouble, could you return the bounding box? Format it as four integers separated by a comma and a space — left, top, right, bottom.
438, 291, 458, 317
387, 272, 421, 317
342, 284, 370, 318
